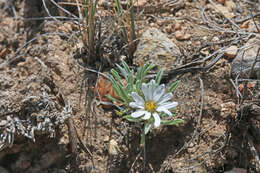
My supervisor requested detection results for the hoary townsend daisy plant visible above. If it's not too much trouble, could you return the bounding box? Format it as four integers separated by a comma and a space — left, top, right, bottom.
108, 60, 183, 146
130, 79, 178, 128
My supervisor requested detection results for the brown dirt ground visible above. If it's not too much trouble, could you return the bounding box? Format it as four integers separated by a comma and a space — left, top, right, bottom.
0, 0, 259, 173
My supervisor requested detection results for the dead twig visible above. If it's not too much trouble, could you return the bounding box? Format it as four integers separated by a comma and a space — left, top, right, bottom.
208, 0, 240, 30
198, 77, 204, 127
42, 0, 59, 23
130, 151, 142, 173
235, 12, 260, 24
250, 11, 260, 34
249, 47, 260, 78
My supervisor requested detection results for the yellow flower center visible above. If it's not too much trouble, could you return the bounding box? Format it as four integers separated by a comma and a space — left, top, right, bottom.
145, 101, 157, 112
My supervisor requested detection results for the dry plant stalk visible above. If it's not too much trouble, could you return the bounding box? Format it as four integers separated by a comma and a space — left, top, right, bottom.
127, 0, 136, 59
87, 0, 95, 59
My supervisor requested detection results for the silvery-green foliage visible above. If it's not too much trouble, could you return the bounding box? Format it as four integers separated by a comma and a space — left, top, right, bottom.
108, 60, 183, 146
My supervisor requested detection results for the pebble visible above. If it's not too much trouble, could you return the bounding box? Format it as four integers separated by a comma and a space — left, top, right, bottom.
175, 11, 182, 17
220, 102, 236, 118
225, 45, 238, 59
212, 4, 235, 19
165, 26, 172, 34
109, 139, 120, 155
174, 22, 182, 30
232, 37, 260, 78
224, 168, 247, 173
225, 0, 236, 12
174, 30, 191, 41
217, 0, 225, 4
212, 36, 220, 42
134, 0, 147, 6
133, 27, 181, 72
157, 20, 164, 26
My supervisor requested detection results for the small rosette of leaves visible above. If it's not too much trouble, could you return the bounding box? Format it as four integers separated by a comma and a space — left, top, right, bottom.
107, 60, 156, 107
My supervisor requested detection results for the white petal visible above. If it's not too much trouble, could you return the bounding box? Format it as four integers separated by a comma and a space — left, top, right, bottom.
148, 80, 156, 100
142, 83, 149, 101
153, 112, 161, 127
158, 93, 173, 104
131, 110, 146, 118
159, 102, 178, 109
153, 84, 165, 101
142, 112, 151, 120
150, 80, 157, 93
129, 102, 144, 109
157, 106, 172, 116
130, 92, 145, 105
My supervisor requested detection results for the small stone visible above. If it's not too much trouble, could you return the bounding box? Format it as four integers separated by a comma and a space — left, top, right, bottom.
225, 46, 238, 59
200, 47, 210, 56
221, 102, 236, 118
224, 168, 247, 173
214, 4, 235, 19
134, 0, 147, 7
232, 37, 260, 78
218, 0, 225, 4
17, 62, 26, 67
0, 120, 8, 126
240, 21, 250, 29
175, 11, 182, 17
184, 33, 191, 40
174, 22, 182, 30
194, 41, 201, 47
212, 36, 220, 42
165, 26, 172, 34
133, 27, 181, 72
104, 135, 109, 142
150, 23, 155, 27
203, 36, 208, 40
109, 139, 120, 155
175, 30, 190, 41
225, 0, 236, 12
157, 20, 164, 26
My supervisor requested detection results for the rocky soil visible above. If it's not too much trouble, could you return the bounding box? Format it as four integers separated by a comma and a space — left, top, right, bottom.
0, 0, 259, 173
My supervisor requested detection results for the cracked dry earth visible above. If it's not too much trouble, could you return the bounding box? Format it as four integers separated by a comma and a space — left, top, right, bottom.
0, 0, 260, 173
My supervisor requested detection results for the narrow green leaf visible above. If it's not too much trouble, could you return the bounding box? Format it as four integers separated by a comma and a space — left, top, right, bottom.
140, 127, 146, 147
121, 60, 131, 73
155, 69, 164, 84
105, 94, 122, 104
161, 119, 184, 126
111, 69, 124, 87
127, 70, 134, 93
116, 64, 128, 79
168, 80, 181, 93
114, 0, 121, 14
137, 63, 148, 81
143, 63, 156, 77
109, 75, 122, 100
124, 115, 143, 122
144, 123, 152, 134
118, 81, 130, 104
136, 66, 143, 81
92, 0, 98, 18
135, 79, 142, 95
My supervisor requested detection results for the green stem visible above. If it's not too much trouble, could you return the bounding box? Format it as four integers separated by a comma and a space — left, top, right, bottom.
140, 123, 146, 148
141, 123, 146, 172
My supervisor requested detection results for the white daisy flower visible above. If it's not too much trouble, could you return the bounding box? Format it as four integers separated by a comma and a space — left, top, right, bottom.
129, 80, 178, 127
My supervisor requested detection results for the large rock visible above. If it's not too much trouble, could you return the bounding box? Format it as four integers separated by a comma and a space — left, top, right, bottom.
232, 37, 260, 79
134, 27, 181, 71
